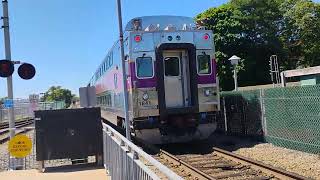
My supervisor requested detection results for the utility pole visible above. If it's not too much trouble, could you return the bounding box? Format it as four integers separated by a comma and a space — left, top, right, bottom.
2, 0, 15, 139
116, 0, 131, 141
2, 0, 20, 170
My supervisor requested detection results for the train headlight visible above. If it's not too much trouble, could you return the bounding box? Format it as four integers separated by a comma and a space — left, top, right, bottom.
204, 89, 211, 97
142, 92, 149, 100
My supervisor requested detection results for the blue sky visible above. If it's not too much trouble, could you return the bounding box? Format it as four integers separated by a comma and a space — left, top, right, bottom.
0, 0, 227, 98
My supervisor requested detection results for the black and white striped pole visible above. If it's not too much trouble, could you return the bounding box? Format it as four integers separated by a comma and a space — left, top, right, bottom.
116, 0, 131, 141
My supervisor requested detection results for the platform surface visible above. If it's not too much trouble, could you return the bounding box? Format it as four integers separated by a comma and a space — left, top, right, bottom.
0, 166, 110, 180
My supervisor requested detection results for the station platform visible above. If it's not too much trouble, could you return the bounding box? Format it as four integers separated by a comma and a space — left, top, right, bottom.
0, 164, 110, 180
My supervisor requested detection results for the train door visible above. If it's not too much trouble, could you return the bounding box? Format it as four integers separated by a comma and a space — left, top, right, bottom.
163, 50, 191, 108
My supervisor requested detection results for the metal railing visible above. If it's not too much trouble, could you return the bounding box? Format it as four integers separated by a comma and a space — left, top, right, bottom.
102, 123, 183, 180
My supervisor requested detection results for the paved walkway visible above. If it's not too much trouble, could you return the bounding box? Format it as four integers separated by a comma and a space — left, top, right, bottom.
0, 165, 110, 180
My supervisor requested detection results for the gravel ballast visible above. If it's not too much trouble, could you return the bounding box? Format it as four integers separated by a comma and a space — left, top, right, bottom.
233, 143, 320, 179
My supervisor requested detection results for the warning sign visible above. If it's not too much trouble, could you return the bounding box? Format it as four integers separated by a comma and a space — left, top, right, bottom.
8, 135, 32, 158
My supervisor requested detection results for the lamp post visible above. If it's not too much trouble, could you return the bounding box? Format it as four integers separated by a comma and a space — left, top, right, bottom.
229, 55, 241, 91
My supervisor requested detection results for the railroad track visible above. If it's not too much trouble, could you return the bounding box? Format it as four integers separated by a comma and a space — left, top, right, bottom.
0, 119, 33, 129
0, 119, 34, 144
136, 139, 308, 180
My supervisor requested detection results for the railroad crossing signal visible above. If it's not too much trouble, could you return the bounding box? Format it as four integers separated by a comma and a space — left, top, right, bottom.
0, 60, 36, 80
18, 63, 36, 80
0, 60, 14, 77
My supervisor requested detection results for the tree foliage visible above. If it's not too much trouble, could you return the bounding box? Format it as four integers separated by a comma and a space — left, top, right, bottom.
196, 0, 320, 90
41, 86, 75, 107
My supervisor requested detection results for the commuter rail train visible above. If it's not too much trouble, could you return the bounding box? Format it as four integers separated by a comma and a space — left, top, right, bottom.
88, 16, 220, 144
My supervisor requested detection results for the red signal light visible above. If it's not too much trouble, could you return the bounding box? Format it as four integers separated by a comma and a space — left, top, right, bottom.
134, 35, 142, 42
0, 60, 14, 78
18, 63, 36, 80
203, 33, 210, 40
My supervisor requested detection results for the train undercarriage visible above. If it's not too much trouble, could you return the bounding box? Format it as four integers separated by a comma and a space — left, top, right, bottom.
111, 111, 218, 144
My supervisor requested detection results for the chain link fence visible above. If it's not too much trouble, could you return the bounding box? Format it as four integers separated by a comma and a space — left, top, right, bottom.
218, 90, 263, 138
36, 101, 66, 110
263, 85, 320, 154
0, 100, 66, 123
0, 99, 34, 124
218, 85, 320, 154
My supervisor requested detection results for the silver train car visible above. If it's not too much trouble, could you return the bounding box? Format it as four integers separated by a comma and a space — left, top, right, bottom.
89, 16, 220, 144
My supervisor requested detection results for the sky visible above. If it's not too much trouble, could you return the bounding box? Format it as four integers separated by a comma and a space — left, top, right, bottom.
0, 0, 228, 98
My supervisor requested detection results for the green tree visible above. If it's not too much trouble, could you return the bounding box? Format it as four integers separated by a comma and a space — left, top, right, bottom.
230, 0, 285, 86
41, 86, 75, 107
197, 0, 320, 90
196, 4, 245, 90
279, 0, 320, 68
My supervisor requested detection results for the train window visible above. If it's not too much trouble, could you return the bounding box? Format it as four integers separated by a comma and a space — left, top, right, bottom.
164, 57, 180, 76
106, 57, 110, 70
109, 53, 113, 67
197, 55, 211, 75
136, 57, 153, 78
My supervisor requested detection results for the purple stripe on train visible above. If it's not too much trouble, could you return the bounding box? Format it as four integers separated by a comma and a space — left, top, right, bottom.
129, 62, 157, 88
129, 58, 217, 89
197, 59, 217, 84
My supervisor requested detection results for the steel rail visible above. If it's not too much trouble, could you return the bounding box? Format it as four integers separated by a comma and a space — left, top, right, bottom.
0, 128, 33, 144
0, 120, 34, 144
134, 138, 214, 180
0, 118, 33, 129
136, 138, 309, 180
159, 149, 215, 180
0, 120, 33, 135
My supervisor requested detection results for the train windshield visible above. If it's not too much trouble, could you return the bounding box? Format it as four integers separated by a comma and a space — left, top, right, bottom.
197, 55, 211, 75
136, 57, 153, 78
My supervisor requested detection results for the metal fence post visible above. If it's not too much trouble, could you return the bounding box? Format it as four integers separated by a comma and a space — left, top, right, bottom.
259, 89, 267, 136
223, 97, 228, 134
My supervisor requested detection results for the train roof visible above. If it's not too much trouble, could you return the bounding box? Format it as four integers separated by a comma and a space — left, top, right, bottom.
125, 15, 196, 31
